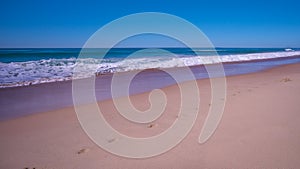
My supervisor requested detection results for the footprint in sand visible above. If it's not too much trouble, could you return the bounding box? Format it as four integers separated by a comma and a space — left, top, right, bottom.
280, 77, 292, 82
147, 124, 157, 128
107, 138, 117, 143
232, 90, 241, 96
77, 148, 90, 154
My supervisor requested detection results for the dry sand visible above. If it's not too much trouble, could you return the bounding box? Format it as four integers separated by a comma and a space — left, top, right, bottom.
0, 63, 300, 168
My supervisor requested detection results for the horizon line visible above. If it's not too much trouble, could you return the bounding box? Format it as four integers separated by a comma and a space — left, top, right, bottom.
0, 47, 298, 49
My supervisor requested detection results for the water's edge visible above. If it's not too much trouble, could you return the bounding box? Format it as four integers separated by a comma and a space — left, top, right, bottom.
1, 56, 300, 121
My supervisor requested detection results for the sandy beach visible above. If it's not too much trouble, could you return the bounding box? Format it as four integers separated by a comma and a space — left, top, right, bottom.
0, 63, 300, 168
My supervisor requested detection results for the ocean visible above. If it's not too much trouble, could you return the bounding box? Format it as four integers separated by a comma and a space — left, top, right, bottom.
1, 48, 300, 88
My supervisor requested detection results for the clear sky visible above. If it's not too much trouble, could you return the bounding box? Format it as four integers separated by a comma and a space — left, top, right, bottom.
1, 0, 300, 48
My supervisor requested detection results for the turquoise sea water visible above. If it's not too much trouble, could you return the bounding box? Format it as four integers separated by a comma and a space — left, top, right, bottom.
1, 48, 300, 87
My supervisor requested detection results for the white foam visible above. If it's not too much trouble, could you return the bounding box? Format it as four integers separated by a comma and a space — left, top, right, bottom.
285, 48, 294, 52
104, 51, 300, 71
1, 51, 300, 88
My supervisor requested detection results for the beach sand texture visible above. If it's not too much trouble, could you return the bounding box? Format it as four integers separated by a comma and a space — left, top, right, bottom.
0, 63, 300, 168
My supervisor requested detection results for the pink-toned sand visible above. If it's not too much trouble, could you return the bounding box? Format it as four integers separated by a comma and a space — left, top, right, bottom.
0, 63, 300, 169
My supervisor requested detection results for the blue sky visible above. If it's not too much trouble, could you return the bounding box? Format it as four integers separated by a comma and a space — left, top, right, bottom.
1, 0, 300, 48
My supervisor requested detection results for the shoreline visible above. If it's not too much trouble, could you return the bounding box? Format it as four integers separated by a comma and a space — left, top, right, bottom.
1, 54, 300, 89
1, 56, 300, 121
